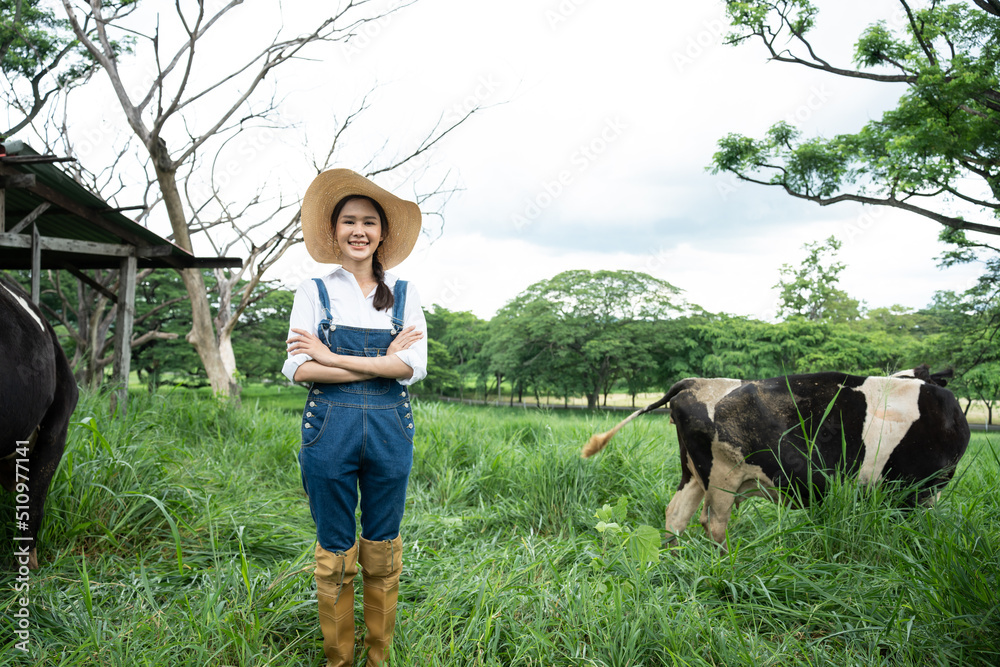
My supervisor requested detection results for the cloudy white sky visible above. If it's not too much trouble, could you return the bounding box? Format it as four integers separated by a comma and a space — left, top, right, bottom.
53, 0, 989, 320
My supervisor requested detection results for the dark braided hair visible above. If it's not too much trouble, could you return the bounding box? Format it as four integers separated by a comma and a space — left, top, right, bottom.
331, 195, 394, 311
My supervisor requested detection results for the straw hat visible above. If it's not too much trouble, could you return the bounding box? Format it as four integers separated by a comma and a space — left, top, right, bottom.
301, 169, 422, 268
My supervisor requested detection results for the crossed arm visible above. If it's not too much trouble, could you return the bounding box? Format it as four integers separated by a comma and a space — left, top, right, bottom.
287, 326, 424, 383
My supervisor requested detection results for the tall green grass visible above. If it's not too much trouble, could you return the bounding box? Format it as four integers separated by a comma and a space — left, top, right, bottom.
2, 390, 997, 665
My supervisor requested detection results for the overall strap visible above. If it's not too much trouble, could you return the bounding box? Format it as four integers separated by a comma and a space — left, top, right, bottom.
390, 280, 408, 334
312, 278, 335, 346
312, 278, 333, 319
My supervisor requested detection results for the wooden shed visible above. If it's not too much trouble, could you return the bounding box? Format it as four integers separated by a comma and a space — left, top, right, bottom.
0, 140, 242, 408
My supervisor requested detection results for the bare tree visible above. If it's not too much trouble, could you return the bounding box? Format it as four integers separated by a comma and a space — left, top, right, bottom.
58, 0, 476, 396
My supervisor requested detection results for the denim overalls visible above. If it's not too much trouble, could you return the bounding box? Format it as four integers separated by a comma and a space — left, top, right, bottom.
298, 278, 415, 552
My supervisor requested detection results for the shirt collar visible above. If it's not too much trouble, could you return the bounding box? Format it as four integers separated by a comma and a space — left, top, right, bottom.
325, 265, 397, 287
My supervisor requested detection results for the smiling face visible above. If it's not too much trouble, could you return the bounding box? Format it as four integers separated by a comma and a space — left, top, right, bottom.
333, 196, 384, 266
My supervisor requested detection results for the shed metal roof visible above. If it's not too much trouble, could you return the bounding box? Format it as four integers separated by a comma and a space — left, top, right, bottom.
0, 141, 242, 270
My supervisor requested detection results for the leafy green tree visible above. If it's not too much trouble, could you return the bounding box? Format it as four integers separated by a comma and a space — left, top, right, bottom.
131, 271, 206, 390
775, 236, 861, 321
917, 229, 1000, 414
131, 273, 294, 390
420, 338, 462, 397
690, 311, 920, 380
231, 287, 294, 385
964, 362, 1000, 424
0, 0, 103, 137
424, 306, 488, 398
692, 314, 808, 378
712, 0, 1000, 237
482, 270, 684, 408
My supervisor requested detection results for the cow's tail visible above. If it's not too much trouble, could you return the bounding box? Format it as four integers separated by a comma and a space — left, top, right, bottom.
581, 379, 693, 458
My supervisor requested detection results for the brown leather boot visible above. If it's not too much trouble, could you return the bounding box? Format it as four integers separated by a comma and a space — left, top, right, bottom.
314, 542, 358, 667
358, 535, 403, 666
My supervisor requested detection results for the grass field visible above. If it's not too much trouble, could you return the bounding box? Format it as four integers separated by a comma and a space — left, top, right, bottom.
2, 387, 998, 666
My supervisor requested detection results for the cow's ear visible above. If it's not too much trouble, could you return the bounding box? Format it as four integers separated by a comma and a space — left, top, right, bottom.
930, 368, 953, 387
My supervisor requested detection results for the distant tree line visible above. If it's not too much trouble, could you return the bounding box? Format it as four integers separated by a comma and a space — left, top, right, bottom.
424, 236, 1000, 423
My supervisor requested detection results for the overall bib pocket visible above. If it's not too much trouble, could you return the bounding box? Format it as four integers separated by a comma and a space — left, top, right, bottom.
335, 346, 393, 394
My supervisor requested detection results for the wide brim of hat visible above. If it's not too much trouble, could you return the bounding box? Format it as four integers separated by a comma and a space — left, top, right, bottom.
301, 168, 422, 269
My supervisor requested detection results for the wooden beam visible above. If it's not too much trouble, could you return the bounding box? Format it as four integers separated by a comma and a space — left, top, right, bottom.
8, 202, 51, 234
0, 173, 36, 188
30, 224, 40, 304
59, 262, 118, 304
0, 233, 134, 257
112, 254, 137, 416
0, 155, 75, 165
136, 245, 174, 258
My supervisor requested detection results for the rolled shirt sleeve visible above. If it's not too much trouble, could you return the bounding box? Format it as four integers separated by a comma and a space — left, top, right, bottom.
394, 281, 428, 386
281, 281, 319, 383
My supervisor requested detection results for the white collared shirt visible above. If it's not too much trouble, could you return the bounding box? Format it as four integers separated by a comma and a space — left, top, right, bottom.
281, 266, 428, 386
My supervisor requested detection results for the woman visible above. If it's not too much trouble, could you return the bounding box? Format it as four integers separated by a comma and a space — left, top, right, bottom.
284, 169, 427, 667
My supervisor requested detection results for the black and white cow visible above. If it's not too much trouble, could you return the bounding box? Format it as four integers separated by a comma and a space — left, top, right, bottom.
1, 276, 78, 569
582, 367, 970, 547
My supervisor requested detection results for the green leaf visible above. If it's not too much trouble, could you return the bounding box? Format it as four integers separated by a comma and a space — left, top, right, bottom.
627, 525, 662, 564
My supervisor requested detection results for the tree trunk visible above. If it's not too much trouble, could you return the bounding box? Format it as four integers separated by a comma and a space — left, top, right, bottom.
85, 294, 111, 390
153, 163, 237, 397
218, 329, 238, 381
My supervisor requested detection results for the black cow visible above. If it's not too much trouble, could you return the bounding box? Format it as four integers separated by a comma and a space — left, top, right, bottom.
582, 367, 970, 547
1, 277, 78, 569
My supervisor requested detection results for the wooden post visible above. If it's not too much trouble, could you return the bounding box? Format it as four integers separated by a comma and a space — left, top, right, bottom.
1, 188, 5, 232
30, 223, 41, 304
112, 253, 137, 415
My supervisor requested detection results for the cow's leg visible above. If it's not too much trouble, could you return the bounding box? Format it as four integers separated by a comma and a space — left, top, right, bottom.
700, 488, 737, 548
664, 476, 705, 544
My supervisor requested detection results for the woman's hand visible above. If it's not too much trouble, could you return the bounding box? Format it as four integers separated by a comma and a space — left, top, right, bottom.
386, 325, 423, 357
287, 328, 338, 366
